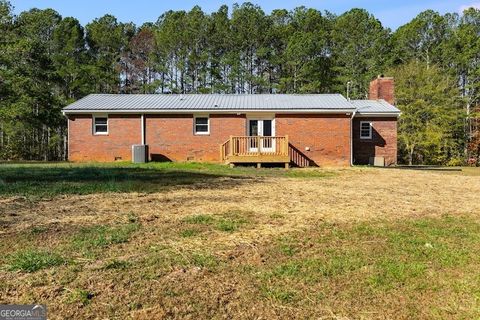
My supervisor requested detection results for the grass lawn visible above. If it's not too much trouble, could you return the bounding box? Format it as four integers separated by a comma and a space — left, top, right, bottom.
0, 162, 480, 319
0, 162, 336, 199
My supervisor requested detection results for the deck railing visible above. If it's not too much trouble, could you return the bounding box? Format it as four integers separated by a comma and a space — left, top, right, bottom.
220, 136, 289, 162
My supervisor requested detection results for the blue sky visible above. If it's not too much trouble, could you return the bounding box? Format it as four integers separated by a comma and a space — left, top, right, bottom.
9, 0, 480, 30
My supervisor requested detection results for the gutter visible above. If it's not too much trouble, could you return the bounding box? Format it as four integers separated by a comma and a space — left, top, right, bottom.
355, 112, 401, 118
61, 108, 356, 115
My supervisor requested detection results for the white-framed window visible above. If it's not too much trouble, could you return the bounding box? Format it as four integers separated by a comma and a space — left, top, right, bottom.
194, 115, 210, 135
360, 121, 372, 139
93, 115, 108, 135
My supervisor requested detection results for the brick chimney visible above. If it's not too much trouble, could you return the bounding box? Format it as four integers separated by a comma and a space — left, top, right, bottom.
369, 75, 395, 105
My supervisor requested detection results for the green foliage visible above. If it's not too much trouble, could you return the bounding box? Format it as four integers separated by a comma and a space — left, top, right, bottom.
86, 14, 132, 93
280, 7, 333, 93
52, 17, 91, 99
390, 61, 465, 164
447, 157, 465, 166
392, 10, 449, 67
331, 9, 391, 98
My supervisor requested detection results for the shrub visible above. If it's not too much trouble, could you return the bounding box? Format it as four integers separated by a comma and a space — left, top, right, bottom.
446, 157, 465, 167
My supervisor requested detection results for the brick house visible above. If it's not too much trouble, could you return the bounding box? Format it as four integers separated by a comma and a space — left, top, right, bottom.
62, 76, 400, 167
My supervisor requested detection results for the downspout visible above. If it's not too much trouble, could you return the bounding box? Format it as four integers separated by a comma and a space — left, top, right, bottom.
141, 114, 145, 145
62, 111, 69, 162
350, 105, 370, 166
347, 81, 355, 166
66, 113, 69, 161
350, 109, 356, 166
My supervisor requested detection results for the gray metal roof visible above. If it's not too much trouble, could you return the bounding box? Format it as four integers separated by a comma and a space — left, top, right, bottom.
63, 94, 356, 112
351, 99, 400, 114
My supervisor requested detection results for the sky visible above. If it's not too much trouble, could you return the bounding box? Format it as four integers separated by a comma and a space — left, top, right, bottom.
9, 0, 480, 30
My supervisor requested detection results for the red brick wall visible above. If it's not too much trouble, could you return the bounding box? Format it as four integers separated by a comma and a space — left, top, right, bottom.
276, 114, 351, 166
145, 114, 246, 162
68, 114, 141, 162
353, 117, 397, 166
68, 113, 354, 166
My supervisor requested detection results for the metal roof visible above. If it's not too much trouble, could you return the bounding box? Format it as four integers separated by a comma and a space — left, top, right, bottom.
62, 94, 356, 112
350, 99, 400, 114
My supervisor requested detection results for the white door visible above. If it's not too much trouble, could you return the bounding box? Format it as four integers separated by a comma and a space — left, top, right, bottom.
248, 119, 275, 152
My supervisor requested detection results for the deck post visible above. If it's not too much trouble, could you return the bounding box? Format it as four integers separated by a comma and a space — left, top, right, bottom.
285, 135, 289, 156
257, 136, 261, 156
229, 136, 234, 156
257, 163, 261, 169
285, 162, 289, 169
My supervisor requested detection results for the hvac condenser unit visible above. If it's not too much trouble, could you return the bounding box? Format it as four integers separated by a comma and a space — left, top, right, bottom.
132, 145, 148, 163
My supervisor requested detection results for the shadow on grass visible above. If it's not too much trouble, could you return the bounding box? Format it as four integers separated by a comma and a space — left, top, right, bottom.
0, 165, 252, 198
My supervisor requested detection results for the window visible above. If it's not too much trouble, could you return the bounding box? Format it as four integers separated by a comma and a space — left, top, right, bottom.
93, 116, 108, 135
360, 121, 372, 139
194, 116, 209, 135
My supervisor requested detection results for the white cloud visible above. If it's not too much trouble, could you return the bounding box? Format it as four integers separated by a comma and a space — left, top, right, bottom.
460, 2, 480, 13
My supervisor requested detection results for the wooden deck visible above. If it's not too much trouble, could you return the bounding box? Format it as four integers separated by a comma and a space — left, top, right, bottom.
220, 136, 290, 168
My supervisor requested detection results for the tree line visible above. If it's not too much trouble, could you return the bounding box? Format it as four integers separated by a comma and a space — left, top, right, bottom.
0, 1, 479, 165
